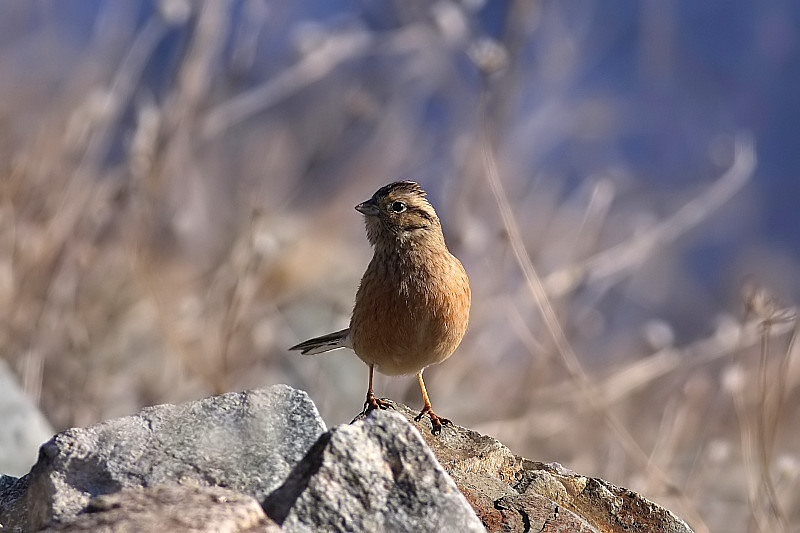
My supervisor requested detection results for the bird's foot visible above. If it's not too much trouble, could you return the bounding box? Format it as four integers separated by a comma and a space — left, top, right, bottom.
414, 406, 451, 435
362, 393, 395, 415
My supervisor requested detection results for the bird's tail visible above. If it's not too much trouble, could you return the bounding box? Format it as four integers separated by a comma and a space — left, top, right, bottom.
289, 328, 350, 355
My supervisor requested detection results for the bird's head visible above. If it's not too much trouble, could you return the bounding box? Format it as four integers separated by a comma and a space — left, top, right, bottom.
356, 180, 443, 247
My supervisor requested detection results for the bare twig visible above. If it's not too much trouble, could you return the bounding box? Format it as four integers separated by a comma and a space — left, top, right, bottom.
202, 29, 374, 139
544, 135, 757, 297
738, 281, 796, 531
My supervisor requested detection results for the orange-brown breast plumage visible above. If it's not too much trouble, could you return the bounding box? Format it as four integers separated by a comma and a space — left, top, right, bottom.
350, 244, 470, 375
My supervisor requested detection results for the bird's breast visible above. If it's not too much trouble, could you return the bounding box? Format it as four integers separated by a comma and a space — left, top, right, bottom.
349, 248, 471, 376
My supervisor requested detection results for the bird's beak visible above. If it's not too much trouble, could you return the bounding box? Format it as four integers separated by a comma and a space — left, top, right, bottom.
355, 199, 380, 216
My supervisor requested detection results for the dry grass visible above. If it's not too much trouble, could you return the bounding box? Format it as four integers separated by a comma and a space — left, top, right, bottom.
0, 3, 798, 532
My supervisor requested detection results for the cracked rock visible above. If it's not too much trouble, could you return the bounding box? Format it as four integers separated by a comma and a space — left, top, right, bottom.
38, 484, 279, 533
1, 385, 697, 532
380, 402, 695, 533
0, 385, 325, 532
263, 410, 485, 532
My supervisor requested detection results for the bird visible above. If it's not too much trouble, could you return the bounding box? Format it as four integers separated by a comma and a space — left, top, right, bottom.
289, 180, 471, 434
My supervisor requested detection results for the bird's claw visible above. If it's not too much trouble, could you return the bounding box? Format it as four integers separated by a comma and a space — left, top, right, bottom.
362, 395, 395, 415
414, 408, 451, 435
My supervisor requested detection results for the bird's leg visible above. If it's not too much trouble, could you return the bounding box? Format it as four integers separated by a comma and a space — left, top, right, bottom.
362, 364, 394, 413
414, 370, 451, 435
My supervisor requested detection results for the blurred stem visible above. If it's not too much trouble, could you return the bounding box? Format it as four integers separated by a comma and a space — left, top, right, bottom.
479, 106, 710, 533
755, 321, 789, 530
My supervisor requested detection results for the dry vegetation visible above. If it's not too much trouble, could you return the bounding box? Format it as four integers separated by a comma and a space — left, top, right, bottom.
0, 2, 798, 532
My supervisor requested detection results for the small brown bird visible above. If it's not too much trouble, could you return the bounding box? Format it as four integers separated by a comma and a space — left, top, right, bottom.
290, 180, 471, 434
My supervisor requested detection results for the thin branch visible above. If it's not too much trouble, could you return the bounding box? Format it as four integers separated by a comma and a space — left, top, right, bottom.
202, 30, 374, 139
544, 135, 757, 296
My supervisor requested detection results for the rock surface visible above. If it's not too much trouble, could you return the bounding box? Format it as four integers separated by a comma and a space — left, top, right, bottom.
358, 402, 695, 533
0, 385, 696, 532
264, 410, 485, 532
0, 385, 326, 532
38, 484, 279, 533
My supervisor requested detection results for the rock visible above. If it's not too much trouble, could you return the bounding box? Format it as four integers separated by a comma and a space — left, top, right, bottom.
0, 359, 54, 477
373, 402, 695, 533
38, 484, 279, 533
1, 385, 696, 532
263, 409, 485, 533
0, 385, 326, 532
0, 474, 28, 531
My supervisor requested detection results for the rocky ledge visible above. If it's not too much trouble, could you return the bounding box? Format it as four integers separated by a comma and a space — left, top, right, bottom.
0, 385, 694, 532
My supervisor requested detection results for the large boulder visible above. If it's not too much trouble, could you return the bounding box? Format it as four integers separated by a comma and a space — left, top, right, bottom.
379, 403, 694, 533
0, 385, 695, 532
0, 385, 326, 532
264, 409, 485, 532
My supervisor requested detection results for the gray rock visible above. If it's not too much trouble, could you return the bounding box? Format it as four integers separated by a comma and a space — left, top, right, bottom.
39, 484, 279, 533
0, 385, 326, 532
264, 409, 486, 533
0, 474, 28, 531
0, 384, 697, 533
0, 359, 54, 477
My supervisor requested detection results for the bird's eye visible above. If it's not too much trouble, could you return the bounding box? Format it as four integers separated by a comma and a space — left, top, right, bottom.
389, 201, 407, 213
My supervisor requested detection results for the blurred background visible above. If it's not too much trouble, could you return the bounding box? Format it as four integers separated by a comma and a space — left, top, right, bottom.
1, 1, 799, 531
